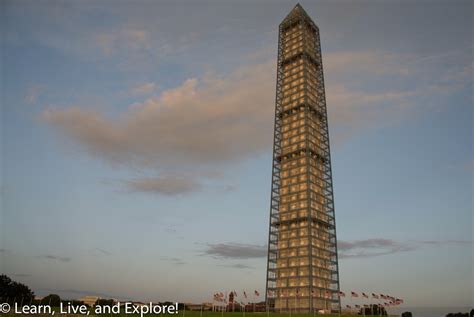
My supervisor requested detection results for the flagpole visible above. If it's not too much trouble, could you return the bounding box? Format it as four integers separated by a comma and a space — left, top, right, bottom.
266, 292, 269, 317
221, 292, 224, 317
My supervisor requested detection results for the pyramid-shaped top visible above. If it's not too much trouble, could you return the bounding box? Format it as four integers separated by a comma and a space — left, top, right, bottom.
281, 3, 317, 28
282, 3, 311, 23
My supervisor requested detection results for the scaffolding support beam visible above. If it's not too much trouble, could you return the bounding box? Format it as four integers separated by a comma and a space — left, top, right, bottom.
265, 4, 341, 314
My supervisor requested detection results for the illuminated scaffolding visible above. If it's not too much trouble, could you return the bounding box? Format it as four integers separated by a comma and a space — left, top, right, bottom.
265, 4, 341, 314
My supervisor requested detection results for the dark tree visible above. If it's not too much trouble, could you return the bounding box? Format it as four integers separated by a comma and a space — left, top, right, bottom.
470, 309, 473, 317
0, 274, 35, 304
41, 294, 61, 306
95, 298, 114, 307
402, 312, 413, 317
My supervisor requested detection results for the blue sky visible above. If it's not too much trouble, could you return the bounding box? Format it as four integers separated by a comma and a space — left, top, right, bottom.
1, 0, 472, 311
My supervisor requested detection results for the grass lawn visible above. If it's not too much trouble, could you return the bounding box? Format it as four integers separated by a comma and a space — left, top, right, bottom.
177, 312, 380, 317
95, 311, 384, 317
4, 307, 386, 317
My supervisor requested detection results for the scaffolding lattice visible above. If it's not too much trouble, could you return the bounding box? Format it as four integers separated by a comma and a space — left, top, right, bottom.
265, 4, 341, 314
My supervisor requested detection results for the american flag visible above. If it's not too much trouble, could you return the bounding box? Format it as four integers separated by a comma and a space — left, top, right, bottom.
254, 290, 260, 297
362, 292, 368, 298
372, 293, 379, 299
351, 291, 359, 298
339, 291, 346, 297
346, 305, 351, 309
243, 291, 247, 299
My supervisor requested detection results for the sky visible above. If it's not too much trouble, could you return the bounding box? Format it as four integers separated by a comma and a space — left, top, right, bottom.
1, 0, 473, 312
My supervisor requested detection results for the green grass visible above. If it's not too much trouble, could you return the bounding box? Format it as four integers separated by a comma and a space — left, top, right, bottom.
95, 311, 382, 317
178, 312, 376, 317
190, 312, 385, 317
3, 307, 385, 317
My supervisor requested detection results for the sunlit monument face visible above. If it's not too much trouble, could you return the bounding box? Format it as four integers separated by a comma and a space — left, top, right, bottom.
265, 4, 341, 314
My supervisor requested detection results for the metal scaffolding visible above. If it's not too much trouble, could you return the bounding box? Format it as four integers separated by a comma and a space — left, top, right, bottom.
265, 4, 341, 314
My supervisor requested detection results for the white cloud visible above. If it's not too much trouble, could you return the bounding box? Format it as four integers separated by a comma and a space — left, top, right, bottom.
42, 60, 275, 171
42, 48, 470, 193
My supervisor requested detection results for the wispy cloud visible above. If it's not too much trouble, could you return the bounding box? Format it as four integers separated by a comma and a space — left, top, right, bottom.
42, 61, 274, 168
338, 239, 415, 259
324, 47, 472, 144
42, 60, 275, 193
202, 239, 472, 261
42, 47, 471, 193
160, 256, 187, 265
338, 238, 473, 259
203, 243, 267, 259
89, 248, 111, 256
36, 254, 71, 262
218, 263, 254, 269
416, 240, 473, 246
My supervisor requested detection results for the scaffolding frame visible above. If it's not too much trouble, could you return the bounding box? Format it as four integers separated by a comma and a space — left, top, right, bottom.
265, 4, 341, 314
